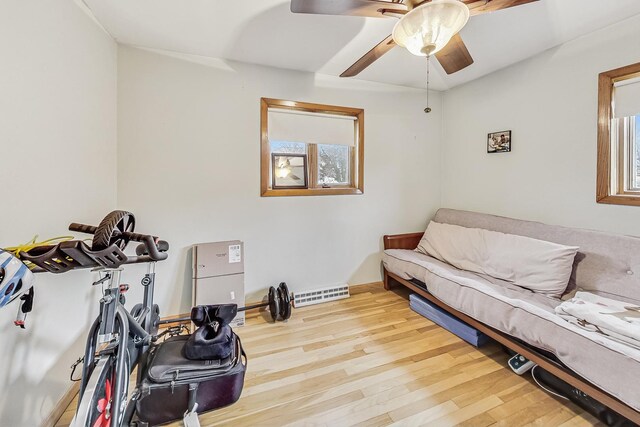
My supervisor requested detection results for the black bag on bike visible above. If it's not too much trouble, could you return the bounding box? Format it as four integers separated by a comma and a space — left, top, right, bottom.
190, 304, 238, 327
185, 304, 238, 360
135, 333, 246, 426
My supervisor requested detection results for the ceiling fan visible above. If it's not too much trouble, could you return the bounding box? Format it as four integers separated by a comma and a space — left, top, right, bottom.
290, 0, 539, 77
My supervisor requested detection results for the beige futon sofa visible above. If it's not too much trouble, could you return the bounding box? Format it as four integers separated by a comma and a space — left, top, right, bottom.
382, 208, 640, 423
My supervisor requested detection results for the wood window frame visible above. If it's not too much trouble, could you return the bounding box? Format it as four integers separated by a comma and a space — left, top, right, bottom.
596, 61, 640, 206
260, 98, 364, 197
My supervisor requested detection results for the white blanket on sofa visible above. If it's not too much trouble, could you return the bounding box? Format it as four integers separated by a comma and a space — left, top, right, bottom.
555, 292, 640, 349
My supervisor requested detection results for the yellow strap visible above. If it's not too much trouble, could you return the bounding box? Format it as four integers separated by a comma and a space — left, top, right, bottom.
3, 235, 75, 269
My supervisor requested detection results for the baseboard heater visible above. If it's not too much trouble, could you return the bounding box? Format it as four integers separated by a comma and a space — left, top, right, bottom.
293, 285, 350, 307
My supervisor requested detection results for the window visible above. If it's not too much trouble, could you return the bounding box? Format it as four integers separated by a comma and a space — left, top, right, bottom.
318, 144, 351, 186
597, 62, 640, 206
260, 98, 364, 197
615, 115, 640, 191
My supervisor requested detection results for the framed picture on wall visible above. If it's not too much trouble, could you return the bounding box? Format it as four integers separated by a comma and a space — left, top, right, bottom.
487, 130, 511, 153
271, 154, 308, 189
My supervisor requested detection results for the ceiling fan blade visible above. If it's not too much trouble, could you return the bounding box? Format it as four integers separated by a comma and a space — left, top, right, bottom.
434, 33, 474, 74
462, 0, 539, 17
291, 0, 407, 18
340, 35, 396, 77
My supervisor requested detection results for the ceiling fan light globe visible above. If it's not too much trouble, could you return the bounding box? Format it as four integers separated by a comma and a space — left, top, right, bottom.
392, 0, 469, 57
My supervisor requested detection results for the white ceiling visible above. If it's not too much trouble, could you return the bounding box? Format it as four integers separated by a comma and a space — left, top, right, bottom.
83, 0, 640, 91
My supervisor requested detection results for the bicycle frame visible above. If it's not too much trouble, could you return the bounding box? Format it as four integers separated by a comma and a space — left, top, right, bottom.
72, 262, 158, 427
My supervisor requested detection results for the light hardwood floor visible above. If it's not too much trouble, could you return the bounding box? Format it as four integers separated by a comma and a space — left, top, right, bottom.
56, 283, 601, 426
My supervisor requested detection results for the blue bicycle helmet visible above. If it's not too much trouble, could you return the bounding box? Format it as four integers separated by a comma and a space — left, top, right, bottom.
0, 249, 34, 308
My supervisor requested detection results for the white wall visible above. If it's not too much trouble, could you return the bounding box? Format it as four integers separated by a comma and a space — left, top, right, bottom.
117, 46, 442, 312
441, 14, 640, 236
0, 2, 117, 426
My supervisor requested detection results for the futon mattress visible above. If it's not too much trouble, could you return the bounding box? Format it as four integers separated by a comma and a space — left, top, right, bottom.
383, 248, 640, 412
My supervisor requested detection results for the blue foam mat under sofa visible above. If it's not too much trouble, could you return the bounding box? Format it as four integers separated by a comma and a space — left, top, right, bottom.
409, 293, 489, 347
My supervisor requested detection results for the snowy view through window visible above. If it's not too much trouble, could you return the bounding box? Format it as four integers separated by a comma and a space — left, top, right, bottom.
271, 141, 350, 186
318, 144, 349, 185
270, 141, 306, 155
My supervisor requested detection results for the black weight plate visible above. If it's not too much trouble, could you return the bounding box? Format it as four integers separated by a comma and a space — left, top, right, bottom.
275, 286, 286, 322
275, 286, 284, 321
278, 282, 291, 320
268, 286, 279, 322
279, 282, 290, 304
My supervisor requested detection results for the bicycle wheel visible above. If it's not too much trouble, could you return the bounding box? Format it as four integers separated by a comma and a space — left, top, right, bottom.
91, 210, 135, 252
72, 356, 129, 427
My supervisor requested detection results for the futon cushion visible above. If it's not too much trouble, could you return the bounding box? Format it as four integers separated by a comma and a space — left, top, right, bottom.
416, 221, 579, 298
420, 258, 640, 412
382, 248, 640, 411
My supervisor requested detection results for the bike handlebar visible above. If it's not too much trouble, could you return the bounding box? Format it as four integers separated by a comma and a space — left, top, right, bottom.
68, 223, 169, 261
137, 235, 169, 261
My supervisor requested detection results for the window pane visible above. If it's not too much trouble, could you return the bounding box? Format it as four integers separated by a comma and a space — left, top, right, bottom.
270, 140, 306, 154
318, 144, 350, 185
635, 116, 640, 188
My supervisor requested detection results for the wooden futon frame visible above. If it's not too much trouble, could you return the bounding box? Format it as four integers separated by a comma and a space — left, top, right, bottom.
383, 232, 640, 425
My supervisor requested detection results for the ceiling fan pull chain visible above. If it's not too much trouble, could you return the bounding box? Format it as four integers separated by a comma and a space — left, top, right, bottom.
425, 55, 432, 114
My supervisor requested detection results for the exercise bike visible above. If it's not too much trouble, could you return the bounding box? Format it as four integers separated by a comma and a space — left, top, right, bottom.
20, 210, 169, 427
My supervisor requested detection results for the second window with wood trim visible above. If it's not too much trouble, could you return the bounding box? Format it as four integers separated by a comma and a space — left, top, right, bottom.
597, 62, 640, 206
260, 98, 364, 197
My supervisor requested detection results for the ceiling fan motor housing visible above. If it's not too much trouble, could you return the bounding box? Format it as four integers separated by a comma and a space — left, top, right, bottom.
421, 43, 437, 56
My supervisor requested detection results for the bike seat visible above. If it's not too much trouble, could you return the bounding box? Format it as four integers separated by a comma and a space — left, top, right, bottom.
136, 240, 169, 256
